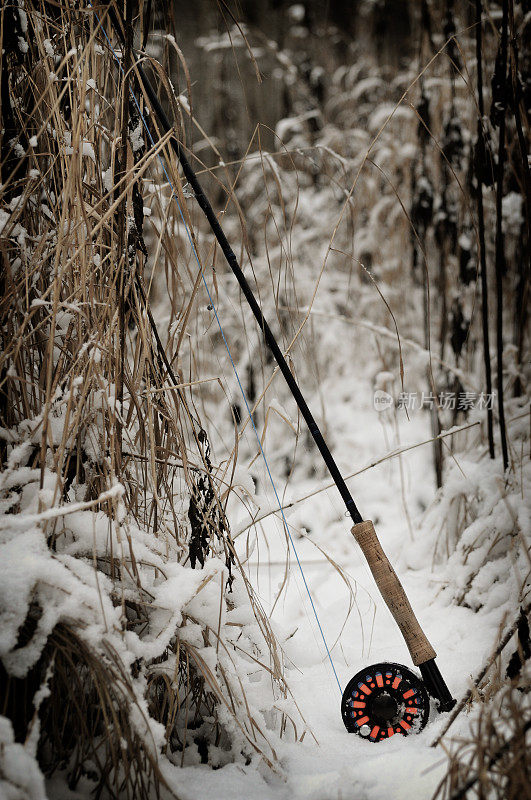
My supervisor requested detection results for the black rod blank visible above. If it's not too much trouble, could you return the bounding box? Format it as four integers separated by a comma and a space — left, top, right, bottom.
105, 8, 459, 713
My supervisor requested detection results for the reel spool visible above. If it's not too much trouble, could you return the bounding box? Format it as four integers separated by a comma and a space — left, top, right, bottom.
341, 662, 430, 741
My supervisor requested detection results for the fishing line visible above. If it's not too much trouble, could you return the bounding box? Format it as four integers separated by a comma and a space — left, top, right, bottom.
91, 5, 343, 693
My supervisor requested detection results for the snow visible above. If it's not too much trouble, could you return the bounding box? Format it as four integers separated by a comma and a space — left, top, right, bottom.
276, 111, 321, 141
288, 5, 305, 23
0, 209, 27, 249
17, 3, 28, 33
0, 716, 47, 800
129, 121, 144, 152
502, 191, 523, 235
102, 168, 113, 192
64, 141, 95, 162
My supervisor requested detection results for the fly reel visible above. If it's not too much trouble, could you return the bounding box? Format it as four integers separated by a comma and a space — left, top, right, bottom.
341, 662, 430, 741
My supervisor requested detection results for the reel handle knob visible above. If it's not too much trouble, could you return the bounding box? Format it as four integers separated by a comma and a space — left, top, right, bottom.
352, 520, 436, 665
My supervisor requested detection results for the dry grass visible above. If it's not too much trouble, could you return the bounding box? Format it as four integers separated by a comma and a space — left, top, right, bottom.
432, 652, 530, 800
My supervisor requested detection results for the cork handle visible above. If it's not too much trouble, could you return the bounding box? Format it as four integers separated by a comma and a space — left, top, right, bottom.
352, 520, 436, 665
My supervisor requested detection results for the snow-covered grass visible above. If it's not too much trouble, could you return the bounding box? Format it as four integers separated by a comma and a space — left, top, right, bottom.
0, 4, 304, 796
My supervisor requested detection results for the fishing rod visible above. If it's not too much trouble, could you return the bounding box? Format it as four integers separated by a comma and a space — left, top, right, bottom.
106, 6, 455, 741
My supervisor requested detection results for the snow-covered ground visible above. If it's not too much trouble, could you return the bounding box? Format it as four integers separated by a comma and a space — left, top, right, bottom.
156, 363, 529, 799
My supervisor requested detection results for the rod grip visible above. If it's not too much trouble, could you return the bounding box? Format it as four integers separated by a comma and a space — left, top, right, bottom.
352, 520, 436, 666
